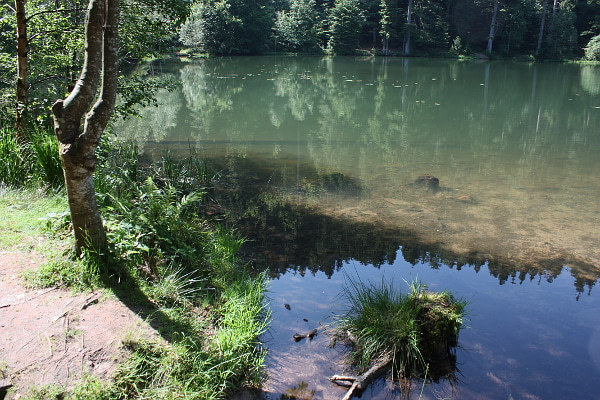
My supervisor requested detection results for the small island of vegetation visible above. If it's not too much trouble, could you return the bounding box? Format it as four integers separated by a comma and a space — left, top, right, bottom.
331, 280, 467, 399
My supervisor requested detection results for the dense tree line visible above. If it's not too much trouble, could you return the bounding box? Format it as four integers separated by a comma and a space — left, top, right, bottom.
179, 0, 600, 58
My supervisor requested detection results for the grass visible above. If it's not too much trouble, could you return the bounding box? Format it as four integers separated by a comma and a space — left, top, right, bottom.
335, 278, 467, 380
0, 186, 67, 251
0, 124, 62, 189
2, 132, 270, 399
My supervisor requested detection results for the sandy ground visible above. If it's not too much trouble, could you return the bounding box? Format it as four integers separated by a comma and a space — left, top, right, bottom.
0, 251, 159, 399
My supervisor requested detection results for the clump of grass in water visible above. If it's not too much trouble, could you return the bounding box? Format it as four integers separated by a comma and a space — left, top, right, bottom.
335, 278, 467, 381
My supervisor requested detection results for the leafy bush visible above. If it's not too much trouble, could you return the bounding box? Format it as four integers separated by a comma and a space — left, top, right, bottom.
584, 34, 600, 61
274, 0, 322, 53
0, 128, 31, 186
0, 125, 62, 188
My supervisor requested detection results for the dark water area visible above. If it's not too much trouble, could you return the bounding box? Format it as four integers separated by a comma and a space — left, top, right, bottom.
117, 57, 600, 399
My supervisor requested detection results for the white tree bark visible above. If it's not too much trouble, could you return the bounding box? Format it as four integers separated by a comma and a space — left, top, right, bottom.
403, 0, 414, 56
486, 0, 500, 55
52, 0, 120, 252
536, 0, 549, 56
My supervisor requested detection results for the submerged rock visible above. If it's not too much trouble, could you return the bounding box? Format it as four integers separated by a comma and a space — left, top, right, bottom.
415, 174, 440, 191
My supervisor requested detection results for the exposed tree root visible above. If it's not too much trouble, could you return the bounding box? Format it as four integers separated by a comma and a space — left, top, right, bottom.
330, 354, 393, 400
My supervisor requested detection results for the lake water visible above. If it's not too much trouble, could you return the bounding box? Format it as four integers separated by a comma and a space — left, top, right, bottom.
117, 57, 600, 399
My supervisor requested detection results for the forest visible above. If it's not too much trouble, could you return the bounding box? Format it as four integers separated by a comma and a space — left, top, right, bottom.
1, 0, 599, 129
180, 0, 600, 58
1, 0, 599, 126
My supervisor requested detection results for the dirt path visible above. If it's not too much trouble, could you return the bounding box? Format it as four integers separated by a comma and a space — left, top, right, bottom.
0, 251, 159, 398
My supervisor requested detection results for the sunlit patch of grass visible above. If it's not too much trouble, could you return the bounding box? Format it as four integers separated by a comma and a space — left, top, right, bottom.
0, 186, 67, 251
100, 272, 269, 400
335, 278, 467, 379
22, 251, 103, 290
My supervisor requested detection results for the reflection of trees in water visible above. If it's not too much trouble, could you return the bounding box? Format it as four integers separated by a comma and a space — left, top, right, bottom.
113, 87, 181, 146
119, 58, 600, 296
132, 57, 600, 175
207, 154, 597, 296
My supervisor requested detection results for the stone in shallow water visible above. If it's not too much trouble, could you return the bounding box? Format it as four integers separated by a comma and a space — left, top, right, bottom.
415, 174, 440, 190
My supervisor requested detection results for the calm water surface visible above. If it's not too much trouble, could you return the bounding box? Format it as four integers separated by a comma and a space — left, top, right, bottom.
117, 57, 600, 399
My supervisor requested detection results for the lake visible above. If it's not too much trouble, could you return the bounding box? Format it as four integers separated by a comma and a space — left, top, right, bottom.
117, 57, 600, 399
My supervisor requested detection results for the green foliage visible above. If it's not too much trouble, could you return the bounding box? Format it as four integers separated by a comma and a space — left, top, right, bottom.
0, 125, 62, 188
179, 1, 244, 54
274, 0, 322, 53
335, 279, 467, 378
0, 0, 189, 126
23, 249, 103, 289
584, 33, 600, 60
328, 0, 365, 54
120, 0, 191, 59
0, 128, 31, 186
15, 137, 270, 398
543, 5, 578, 59
179, 0, 275, 54
29, 127, 63, 188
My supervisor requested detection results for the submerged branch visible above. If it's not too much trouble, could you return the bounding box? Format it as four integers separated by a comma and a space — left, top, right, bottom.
330, 354, 393, 400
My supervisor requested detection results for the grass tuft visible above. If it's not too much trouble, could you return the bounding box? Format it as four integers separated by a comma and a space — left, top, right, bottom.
335, 278, 467, 380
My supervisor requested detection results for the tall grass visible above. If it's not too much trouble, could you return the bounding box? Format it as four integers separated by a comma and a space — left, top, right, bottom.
0, 124, 62, 188
335, 278, 467, 380
0, 128, 31, 186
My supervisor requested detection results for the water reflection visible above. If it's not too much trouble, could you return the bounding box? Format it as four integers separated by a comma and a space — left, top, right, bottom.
262, 253, 600, 399
117, 57, 600, 295
116, 57, 600, 399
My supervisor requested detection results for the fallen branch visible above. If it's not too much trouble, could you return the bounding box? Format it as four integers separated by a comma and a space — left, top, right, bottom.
330, 354, 393, 400
293, 328, 318, 342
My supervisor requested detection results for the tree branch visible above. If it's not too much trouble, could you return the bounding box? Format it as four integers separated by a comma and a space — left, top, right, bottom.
54, 0, 104, 144
330, 355, 393, 400
85, 0, 119, 144
29, 26, 80, 42
25, 8, 84, 23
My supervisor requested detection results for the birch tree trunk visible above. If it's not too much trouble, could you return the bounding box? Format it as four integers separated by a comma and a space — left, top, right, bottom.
52, 0, 120, 252
403, 0, 414, 56
536, 0, 549, 56
15, 0, 28, 136
486, 0, 500, 55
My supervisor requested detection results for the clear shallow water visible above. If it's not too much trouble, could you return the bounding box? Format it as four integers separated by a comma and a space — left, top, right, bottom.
117, 57, 600, 398
263, 254, 600, 399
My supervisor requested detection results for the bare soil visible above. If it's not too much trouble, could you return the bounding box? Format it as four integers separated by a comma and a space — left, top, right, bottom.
0, 251, 160, 399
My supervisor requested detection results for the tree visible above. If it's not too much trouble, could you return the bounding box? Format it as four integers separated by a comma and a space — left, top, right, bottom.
379, 0, 393, 54
486, 0, 500, 54
179, 0, 275, 54
2, 0, 186, 135
51, 0, 119, 252
584, 33, 600, 60
14, 0, 27, 136
328, 0, 364, 54
536, 0, 549, 56
274, 0, 321, 52
403, 0, 414, 55
179, 1, 244, 53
